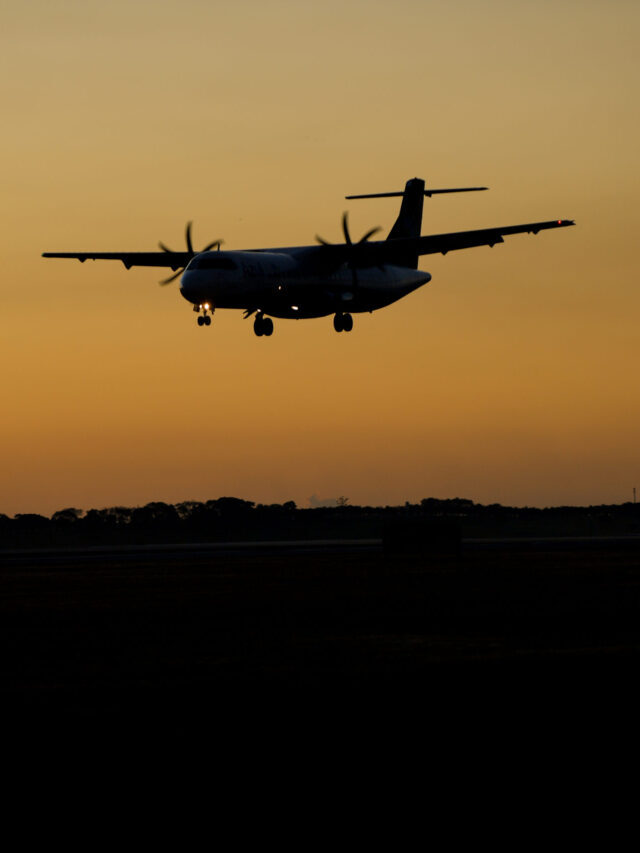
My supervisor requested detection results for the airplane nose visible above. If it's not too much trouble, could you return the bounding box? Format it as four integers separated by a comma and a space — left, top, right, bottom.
180, 269, 194, 288
179, 269, 198, 300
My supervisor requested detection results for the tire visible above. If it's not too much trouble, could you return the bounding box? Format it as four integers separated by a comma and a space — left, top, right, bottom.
263, 317, 274, 336
333, 314, 343, 333
342, 313, 353, 332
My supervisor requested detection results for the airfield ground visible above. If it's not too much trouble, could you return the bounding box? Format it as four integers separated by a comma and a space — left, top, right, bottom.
2, 539, 639, 744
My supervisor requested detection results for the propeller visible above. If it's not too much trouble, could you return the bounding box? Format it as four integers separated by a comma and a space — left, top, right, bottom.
316, 212, 381, 289
158, 221, 223, 285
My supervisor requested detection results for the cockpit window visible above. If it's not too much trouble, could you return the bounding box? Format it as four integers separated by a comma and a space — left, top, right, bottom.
190, 256, 237, 271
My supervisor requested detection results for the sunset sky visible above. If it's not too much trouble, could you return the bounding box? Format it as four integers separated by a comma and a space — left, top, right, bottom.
2, 0, 639, 515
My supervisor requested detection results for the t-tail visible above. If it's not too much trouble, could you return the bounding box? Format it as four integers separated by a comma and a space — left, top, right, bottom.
346, 177, 488, 269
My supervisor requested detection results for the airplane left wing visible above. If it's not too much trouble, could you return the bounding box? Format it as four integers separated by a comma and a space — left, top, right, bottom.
302, 218, 575, 272
413, 219, 575, 256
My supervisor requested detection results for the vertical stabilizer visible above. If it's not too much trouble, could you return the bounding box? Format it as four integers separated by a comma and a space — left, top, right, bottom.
386, 178, 425, 268
387, 178, 425, 242
345, 177, 487, 269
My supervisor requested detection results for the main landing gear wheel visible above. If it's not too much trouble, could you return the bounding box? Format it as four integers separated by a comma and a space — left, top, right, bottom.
253, 314, 274, 337
333, 313, 353, 333
197, 314, 212, 327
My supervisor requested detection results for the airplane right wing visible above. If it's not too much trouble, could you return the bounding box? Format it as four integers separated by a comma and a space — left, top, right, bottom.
41, 251, 193, 269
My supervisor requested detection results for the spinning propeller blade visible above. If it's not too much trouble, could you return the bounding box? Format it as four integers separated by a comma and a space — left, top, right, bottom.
156, 223, 223, 285
316, 212, 382, 290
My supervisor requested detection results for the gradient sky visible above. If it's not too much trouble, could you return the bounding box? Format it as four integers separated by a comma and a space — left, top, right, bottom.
2, 0, 639, 514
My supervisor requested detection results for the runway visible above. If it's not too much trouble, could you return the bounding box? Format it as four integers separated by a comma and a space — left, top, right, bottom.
2, 534, 639, 568
2, 534, 638, 744
0, 538, 381, 567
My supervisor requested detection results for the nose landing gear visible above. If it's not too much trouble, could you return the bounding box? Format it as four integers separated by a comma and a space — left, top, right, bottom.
254, 312, 274, 337
195, 303, 214, 327
333, 312, 353, 333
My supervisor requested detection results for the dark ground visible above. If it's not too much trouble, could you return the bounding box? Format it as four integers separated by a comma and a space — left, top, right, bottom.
2, 539, 639, 747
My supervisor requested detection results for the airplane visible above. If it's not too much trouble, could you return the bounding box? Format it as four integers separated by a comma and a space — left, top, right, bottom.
43, 177, 574, 336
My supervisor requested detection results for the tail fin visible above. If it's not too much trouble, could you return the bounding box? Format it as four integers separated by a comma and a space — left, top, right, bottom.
345, 178, 425, 268
345, 177, 488, 269
387, 178, 426, 244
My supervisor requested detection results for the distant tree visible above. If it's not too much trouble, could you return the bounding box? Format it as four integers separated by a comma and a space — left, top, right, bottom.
51, 507, 83, 524
0, 513, 11, 543
420, 497, 474, 514
106, 506, 133, 526
175, 501, 203, 520
83, 508, 105, 527
13, 513, 51, 547
78, 506, 134, 543
131, 502, 179, 528
336, 496, 349, 507
14, 513, 50, 526
211, 497, 255, 515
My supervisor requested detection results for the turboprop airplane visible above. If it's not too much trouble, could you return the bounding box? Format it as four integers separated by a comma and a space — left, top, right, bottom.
42, 177, 574, 336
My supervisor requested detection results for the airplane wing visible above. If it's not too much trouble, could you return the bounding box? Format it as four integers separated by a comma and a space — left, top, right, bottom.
42, 219, 574, 271
306, 219, 575, 270
413, 219, 575, 256
41, 251, 192, 269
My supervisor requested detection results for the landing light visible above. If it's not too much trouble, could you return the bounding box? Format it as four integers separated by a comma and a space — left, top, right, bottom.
204, 303, 210, 310
291, 305, 299, 311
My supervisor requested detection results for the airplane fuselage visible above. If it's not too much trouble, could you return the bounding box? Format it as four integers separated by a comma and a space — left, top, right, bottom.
179, 249, 431, 319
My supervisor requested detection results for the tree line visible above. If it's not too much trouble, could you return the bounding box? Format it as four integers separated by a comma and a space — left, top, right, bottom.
1, 497, 639, 549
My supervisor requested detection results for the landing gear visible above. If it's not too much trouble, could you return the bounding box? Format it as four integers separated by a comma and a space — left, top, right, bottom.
195, 303, 214, 327
253, 313, 274, 337
333, 312, 353, 333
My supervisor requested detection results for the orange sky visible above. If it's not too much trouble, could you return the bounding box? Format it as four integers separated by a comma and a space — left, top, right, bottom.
1, 0, 639, 514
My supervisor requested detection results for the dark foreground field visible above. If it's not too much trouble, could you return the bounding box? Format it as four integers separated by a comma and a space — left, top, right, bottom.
2, 539, 639, 744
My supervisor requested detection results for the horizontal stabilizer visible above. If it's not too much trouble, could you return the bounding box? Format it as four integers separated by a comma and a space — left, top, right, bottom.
346, 187, 488, 199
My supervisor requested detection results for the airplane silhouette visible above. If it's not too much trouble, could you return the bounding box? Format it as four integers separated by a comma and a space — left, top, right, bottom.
43, 177, 574, 336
